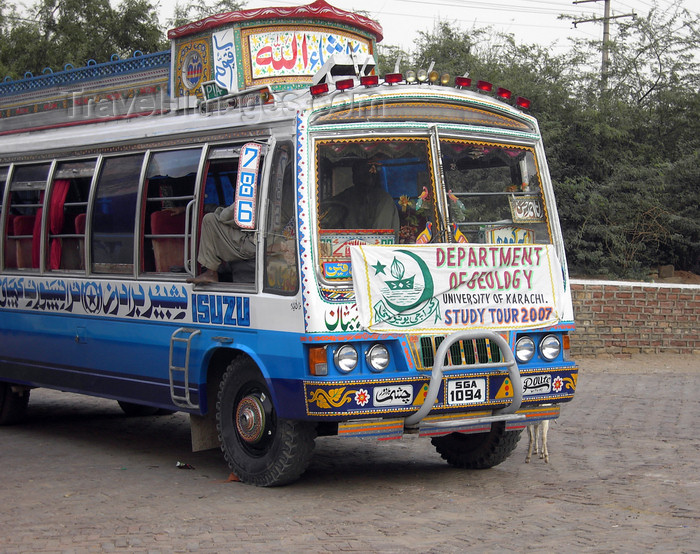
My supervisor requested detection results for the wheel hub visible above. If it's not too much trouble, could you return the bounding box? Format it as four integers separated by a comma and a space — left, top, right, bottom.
236, 394, 265, 444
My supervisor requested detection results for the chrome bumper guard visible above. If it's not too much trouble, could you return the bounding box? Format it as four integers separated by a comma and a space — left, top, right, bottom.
404, 330, 524, 427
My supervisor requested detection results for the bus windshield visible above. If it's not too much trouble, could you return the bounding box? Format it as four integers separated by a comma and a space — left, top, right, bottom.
315, 135, 552, 281
440, 138, 551, 245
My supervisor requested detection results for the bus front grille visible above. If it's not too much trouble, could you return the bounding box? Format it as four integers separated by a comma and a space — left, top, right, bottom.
414, 335, 503, 371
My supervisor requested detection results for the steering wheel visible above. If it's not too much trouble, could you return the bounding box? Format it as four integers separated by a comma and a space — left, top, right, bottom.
319, 200, 350, 228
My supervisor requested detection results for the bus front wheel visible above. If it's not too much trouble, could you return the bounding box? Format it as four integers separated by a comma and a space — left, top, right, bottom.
216, 358, 316, 486
0, 382, 30, 425
431, 423, 521, 469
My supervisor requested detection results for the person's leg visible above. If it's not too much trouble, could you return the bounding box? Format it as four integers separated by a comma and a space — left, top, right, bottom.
188, 214, 222, 284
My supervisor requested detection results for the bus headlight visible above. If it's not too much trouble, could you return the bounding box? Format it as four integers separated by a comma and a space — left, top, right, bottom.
334, 344, 358, 373
365, 343, 390, 372
515, 336, 535, 363
539, 335, 561, 361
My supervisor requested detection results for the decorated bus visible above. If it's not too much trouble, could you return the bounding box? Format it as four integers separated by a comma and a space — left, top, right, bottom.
0, 0, 578, 485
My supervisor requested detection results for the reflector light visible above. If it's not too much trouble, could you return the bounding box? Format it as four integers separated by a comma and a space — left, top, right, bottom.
406, 70, 417, 83
335, 78, 354, 91
516, 96, 532, 109
455, 76, 471, 88
417, 69, 428, 82
384, 73, 403, 84
360, 75, 379, 87
440, 73, 450, 85
309, 346, 328, 376
497, 87, 512, 100
310, 83, 329, 96
428, 70, 439, 83
477, 80, 493, 92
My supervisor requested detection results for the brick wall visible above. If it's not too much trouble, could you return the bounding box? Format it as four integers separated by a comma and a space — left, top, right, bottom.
570, 279, 700, 357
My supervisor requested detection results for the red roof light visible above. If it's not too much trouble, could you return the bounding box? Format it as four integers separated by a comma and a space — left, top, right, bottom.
516, 96, 531, 110
335, 78, 354, 91
455, 76, 471, 88
477, 80, 493, 92
384, 73, 404, 84
360, 75, 379, 87
497, 87, 512, 100
310, 83, 329, 96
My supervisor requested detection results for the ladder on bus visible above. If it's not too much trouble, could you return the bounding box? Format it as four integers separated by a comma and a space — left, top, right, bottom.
169, 328, 201, 409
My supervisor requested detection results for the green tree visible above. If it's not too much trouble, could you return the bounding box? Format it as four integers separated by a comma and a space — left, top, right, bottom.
168, 0, 245, 28
0, 0, 166, 79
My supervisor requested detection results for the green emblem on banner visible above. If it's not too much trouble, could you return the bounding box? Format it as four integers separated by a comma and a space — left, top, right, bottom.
371, 249, 440, 328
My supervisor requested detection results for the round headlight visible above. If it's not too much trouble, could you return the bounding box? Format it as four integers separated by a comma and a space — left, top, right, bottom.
515, 336, 535, 363
333, 344, 358, 373
365, 343, 390, 372
540, 334, 561, 361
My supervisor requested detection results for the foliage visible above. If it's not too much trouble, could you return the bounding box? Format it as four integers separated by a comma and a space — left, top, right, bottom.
168, 0, 245, 28
0, 0, 166, 77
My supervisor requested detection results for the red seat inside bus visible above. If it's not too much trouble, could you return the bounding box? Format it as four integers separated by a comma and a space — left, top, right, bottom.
4, 214, 17, 268
150, 209, 185, 272
13, 215, 36, 269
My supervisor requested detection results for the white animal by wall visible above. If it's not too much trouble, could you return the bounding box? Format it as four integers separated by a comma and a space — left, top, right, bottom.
525, 420, 549, 463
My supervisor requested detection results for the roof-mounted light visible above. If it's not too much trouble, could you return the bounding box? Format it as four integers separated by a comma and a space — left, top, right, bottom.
428, 70, 439, 84
440, 73, 450, 85
384, 73, 403, 84
455, 76, 471, 88
417, 69, 428, 83
516, 96, 532, 110
360, 75, 379, 87
310, 83, 329, 96
497, 87, 512, 100
477, 80, 493, 92
406, 70, 417, 83
335, 78, 354, 91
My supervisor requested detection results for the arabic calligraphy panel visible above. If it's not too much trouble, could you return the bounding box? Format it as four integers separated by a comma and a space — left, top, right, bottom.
244, 27, 371, 83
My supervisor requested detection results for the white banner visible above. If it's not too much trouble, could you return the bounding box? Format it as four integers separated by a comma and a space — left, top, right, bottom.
350, 244, 566, 333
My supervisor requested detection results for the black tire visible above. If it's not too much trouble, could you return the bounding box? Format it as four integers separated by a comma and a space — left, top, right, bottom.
217, 357, 315, 486
431, 423, 522, 469
0, 382, 30, 425
117, 401, 161, 417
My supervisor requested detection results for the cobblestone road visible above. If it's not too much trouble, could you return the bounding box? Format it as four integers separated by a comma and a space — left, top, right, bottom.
1, 354, 698, 553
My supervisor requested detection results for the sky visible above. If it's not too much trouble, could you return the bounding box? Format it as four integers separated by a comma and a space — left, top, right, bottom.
158, 0, 700, 53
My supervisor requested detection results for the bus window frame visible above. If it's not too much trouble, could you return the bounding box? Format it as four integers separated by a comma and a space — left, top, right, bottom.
139, 145, 205, 278
262, 137, 299, 296
4, 161, 54, 273
190, 139, 270, 290
45, 156, 98, 274
89, 152, 147, 277
0, 164, 11, 271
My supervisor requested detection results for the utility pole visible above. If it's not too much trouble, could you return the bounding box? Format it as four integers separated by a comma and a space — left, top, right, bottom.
573, 0, 635, 91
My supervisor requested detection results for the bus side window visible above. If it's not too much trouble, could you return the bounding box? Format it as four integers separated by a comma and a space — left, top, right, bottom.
7, 163, 51, 270
0, 166, 9, 269
142, 148, 201, 274
91, 154, 144, 275
47, 160, 96, 272
196, 157, 254, 283
264, 141, 298, 295
203, 163, 235, 212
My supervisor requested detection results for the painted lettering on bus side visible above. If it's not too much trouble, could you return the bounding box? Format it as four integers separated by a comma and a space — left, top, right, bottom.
192, 294, 250, 326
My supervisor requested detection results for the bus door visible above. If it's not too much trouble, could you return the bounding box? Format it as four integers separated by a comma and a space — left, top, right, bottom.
194, 143, 268, 285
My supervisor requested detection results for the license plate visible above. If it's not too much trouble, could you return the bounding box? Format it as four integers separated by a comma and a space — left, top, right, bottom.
446, 378, 486, 406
